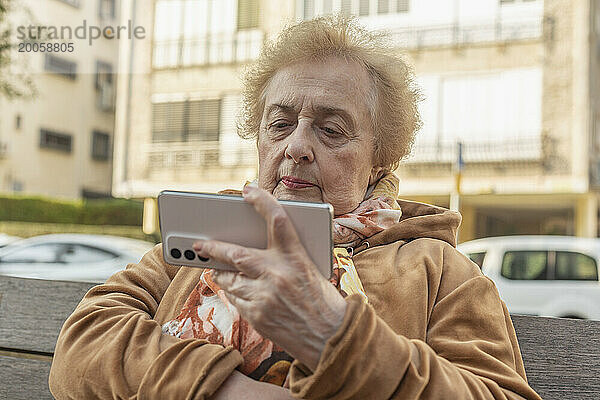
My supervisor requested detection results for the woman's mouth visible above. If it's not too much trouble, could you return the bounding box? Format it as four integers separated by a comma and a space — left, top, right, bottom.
280, 176, 316, 189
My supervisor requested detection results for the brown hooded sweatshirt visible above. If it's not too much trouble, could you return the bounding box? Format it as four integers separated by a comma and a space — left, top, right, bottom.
49, 199, 541, 399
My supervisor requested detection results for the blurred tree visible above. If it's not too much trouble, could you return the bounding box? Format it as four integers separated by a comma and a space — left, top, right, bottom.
0, 0, 36, 99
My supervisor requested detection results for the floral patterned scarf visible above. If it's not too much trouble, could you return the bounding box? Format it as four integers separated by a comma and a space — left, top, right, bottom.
162, 173, 402, 386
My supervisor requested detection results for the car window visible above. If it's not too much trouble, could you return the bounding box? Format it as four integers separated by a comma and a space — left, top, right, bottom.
501, 251, 548, 280
58, 244, 118, 264
555, 251, 599, 281
467, 252, 486, 269
0, 243, 65, 263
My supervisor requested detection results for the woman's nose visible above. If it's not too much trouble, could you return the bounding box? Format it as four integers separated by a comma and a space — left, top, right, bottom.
284, 122, 315, 164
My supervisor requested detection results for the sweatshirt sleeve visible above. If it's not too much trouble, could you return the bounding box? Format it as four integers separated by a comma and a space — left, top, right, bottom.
287, 253, 542, 399
48, 244, 243, 400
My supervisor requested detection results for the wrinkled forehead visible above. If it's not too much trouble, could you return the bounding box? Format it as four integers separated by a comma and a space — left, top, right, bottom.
261, 58, 374, 120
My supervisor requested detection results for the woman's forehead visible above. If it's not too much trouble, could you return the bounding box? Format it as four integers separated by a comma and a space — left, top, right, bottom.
263, 58, 373, 118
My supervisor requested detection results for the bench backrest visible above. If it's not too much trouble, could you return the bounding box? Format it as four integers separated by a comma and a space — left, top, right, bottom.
0, 276, 95, 400
1, 275, 599, 399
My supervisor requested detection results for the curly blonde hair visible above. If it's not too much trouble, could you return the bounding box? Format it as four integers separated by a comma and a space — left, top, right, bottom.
238, 15, 422, 171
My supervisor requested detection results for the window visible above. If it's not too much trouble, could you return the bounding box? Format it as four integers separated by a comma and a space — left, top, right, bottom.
99, 0, 116, 19
341, 0, 352, 15
437, 68, 542, 144
44, 54, 77, 80
12, 181, 23, 192
56, 0, 80, 7
1, 244, 65, 263
95, 61, 113, 89
501, 251, 548, 280
58, 244, 117, 264
396, 0, 409, 12
15, 114, 22, 131
92, 130, 111, 160
238, 0, 259, 30
359, 0, 369, 15
187, 99, 220, 141
154, 0, 258, 67
555, 252, 599, 281
153, 102, 185, 142
303, 0, 315, 19
501, 0, 538, 4
468, 252, 486, 269
40, 129, 72, 153
95, 61, 114, 111
152, 99, 221, 142
377, 0, 389, 14
301, 0, 408, 19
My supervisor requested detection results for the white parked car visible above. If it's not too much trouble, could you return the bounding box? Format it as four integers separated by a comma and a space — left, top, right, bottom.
458, 236, 600, 320
0, 233, 21, 248
0, 234, 156, 283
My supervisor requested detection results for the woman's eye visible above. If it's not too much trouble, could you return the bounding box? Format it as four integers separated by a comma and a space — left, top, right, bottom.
275, 122, 290, 129
322, 126, 340, 135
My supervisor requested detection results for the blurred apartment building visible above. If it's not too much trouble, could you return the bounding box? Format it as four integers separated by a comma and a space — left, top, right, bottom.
393, 0, 600, 241
0, 0, 119, 198
114, 0, 600, 241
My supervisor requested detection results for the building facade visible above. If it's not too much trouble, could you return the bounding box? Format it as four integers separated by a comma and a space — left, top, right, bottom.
393, 0, 599, 241
113, 0, 600, 241
0, 0, 120, 199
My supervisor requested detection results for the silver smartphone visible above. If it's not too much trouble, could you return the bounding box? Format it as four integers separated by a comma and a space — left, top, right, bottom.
157, 191, 334, 278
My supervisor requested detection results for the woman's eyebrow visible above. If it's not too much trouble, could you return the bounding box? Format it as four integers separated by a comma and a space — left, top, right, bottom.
265, 104, 296, 118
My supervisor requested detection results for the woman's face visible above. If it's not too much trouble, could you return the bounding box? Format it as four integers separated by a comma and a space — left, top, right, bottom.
257, 57, 382, 216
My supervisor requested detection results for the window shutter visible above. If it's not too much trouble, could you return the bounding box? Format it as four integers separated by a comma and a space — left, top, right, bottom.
153, 99, 221, 143
397, 0, 408, 12
359, 0, 370, 16
187, 99, 221, 141
303, 0, 315, 19
341, 0, 352, 15
378, 0, 389, 14
152, 102, 185, 142
238, 0, 259, 30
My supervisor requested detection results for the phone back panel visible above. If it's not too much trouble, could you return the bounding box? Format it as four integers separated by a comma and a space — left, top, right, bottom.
158, 191, 334, 278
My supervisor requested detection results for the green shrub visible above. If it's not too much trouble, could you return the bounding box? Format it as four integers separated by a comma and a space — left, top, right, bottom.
0, 195, 144, 226
0, 221, 160, 243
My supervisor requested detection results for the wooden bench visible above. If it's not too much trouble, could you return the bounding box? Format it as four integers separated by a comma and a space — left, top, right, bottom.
1, 275, 599, 399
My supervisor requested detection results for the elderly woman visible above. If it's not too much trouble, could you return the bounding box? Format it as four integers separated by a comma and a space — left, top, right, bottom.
49, 16, 540, 399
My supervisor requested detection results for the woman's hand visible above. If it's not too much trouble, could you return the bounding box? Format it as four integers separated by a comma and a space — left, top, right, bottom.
210, 371, 294, 400
193, 185, 347, 371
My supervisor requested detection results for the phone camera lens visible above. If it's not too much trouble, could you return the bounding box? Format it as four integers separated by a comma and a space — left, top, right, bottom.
170, 248, 182, 259
198, 256, 209, 262
184, 250, 196, 260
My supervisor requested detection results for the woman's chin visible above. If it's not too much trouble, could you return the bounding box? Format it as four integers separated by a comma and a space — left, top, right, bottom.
272, 184, 323, 203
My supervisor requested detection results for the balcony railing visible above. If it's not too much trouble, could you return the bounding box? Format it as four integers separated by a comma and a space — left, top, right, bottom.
389, 16, 545, 49
144, 141, 258, 169
153, 30, 263, 69
405, 136, 543, 164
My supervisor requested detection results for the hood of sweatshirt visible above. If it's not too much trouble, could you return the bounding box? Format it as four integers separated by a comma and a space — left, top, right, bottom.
351, 198, 462, 255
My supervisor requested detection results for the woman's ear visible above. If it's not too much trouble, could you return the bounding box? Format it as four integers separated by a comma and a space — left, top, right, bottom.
368, 167, 385, 186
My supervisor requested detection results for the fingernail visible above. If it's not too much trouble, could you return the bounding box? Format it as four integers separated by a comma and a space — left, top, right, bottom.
192, 241, 204, 251
243, 188, 257, 200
